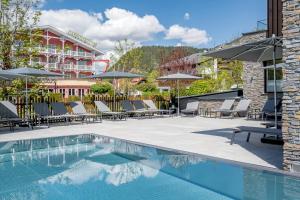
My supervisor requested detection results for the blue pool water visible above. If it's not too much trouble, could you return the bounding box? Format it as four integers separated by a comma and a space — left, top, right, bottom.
0, 135, 299, 200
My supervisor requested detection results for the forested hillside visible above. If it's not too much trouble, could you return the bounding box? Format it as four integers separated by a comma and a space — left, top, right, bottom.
112, 46, 204, 74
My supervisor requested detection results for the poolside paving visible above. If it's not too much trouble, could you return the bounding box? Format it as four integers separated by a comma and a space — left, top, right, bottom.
0, 116, 282, 169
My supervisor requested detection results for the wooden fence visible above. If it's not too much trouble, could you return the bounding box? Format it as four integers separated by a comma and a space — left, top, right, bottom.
1, 94, 170, 119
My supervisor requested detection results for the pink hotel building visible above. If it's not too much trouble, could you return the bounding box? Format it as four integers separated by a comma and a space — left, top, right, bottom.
32, 25, 105, 78
32, 25, 107, 98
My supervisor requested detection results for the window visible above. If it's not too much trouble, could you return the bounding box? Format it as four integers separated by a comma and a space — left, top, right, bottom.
78, 61, 87, 65
78, 73, 88, 78
78, 89, 84, 96
49, 57, 58, 63
64, 73, 72, 79
264, 61, 283, 93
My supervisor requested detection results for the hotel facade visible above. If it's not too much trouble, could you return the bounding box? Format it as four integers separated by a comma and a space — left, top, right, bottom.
28, 25, 110, 98
31, 25, 104, 79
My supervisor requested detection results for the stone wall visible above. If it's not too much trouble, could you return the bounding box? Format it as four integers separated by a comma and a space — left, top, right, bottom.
282, 0, 300, 171
243, 62, 268, 110
240, 32, 268, 110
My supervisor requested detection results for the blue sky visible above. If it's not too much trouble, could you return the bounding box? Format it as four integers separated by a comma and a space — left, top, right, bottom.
40, 0, 266, 52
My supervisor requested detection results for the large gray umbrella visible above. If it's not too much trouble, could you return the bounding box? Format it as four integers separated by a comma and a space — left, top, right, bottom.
204, 35, 282, 126
0, 70, 25, 80
7, 67, 63, 118
157, 73, 201, 116
88, 71, 143, 79
87, 71, 144, 109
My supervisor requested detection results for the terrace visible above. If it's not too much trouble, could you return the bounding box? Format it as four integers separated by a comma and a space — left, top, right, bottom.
0, 116, 282, 169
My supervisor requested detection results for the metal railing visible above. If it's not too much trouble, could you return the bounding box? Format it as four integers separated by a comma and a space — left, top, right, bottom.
257, 19, 267, 31
76, 65, 93, 72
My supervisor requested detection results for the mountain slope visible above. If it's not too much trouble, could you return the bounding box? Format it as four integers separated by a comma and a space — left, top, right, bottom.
112, 46, 204, 74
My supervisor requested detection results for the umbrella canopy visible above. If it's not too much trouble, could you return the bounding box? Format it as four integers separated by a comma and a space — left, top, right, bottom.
87, 71, 144, 111
0, 70, 25, 80
157, 73, 201, 116
7, 67, 63, 77
157, 73, 201, 81
204, 35, 282, 127
204, 36, 282, 62
6, 67, 63, 118
87, 71, 143, 79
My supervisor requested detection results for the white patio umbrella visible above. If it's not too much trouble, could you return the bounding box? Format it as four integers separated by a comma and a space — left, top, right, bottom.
157, 73, 201, 116
6, 67, 63, 118
205, 34, 282, 126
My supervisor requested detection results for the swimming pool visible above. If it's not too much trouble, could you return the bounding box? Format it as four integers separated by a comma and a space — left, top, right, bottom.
0, 134, 299, 200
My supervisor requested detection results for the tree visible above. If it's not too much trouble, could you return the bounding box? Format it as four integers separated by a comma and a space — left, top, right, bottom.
0, 0, 42, 69
187, 79, 216, 95
90, 82, 113, 94
110, 39, 142, 72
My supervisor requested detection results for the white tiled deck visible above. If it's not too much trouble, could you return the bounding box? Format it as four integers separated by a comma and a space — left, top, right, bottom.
0, 116, 282, 169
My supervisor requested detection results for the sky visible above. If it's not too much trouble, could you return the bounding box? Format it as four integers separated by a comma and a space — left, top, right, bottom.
39, 0, 267, 57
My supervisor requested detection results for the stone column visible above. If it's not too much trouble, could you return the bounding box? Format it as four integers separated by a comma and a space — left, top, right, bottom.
282, 0, 300, 171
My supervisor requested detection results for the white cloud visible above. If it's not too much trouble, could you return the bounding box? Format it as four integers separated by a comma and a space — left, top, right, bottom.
184, 13, 190, 20
165, 25, 212, 45
39, 8, 165, 51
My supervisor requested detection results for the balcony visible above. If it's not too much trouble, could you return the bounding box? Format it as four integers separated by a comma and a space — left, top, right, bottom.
31, 61, 47, 67
48, 63, 60, 70
60, 63, 75, 71
73, 51, 94, 58
76, 65, 94, 72
35, 46, 94, 58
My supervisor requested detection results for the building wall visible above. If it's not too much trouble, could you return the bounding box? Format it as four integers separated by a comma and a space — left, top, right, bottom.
230, 31, 268, 110
282, 0, 300, 171
243, 62, 268, 110
33, 28, 98, 78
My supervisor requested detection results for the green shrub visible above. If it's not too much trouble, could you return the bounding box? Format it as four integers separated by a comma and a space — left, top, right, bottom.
187, 79, 216, 95
66, 95, 81, 102
47, 93, 63, 102
136, 82, 158, 93
91, 82, 113, 94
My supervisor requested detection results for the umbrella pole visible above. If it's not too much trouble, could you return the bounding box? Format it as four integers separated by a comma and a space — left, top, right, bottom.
113, 78, 116, 111
177, 80, 180, 116
272, 45, 278, 128
25, 76, 29, 119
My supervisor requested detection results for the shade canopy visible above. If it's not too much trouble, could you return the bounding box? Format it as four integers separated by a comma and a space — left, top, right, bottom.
0, 70, 25, 80
7, 67, 63, 77
87, 71, 144, 79
204, 37, 282, 62
205, 35, 282, 128
157, 73, 201, 81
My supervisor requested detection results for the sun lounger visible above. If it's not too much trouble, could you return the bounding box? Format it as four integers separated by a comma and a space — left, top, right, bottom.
227, 99, 251, 118
94, 101, 126, 120
231, 126, 282, 144
50, 102, 81, 123
248, 99, 282, 120
181, 101, 199, 116
0, 101, 33, 131
143, 100, 170, 115
33, 102, 66, 127
207, 99, 235, 117
132, 100, 158, 117
69, 101, 101, 123
120, 100, 147, 118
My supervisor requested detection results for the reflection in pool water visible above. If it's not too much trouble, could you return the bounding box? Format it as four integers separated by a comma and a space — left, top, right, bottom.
0, 135, 299, 200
